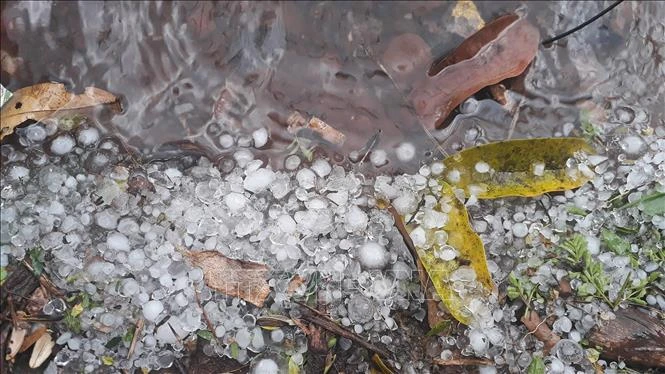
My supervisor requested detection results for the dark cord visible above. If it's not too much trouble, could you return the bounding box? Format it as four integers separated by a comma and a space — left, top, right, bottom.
541, 0, 625, 45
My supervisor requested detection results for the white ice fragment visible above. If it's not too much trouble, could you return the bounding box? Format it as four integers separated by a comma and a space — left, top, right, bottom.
511, 222, 528, 238
95, 210, 118, 230
532, 162, 545, 176
8, 166, 30, 181
392, 193, 418, 215
327, 191, 348, 206
447, 169, 461, 184
437, 247, 457, 261
142, 300, 164, 322
296, 168, 317, 189
345, 205, 368, 232
277, 215, 297, 233
215, 325, 226, 338
49, 201, 65, 215
235, 328, 251, 348
585, 235, 600, 255
311, 159, 332, 177
77, 128, 99, 146
410, 226, 427, 247
243, 168, 275, 193
50, 134, 75, 155
422, 209, 447, 229
107, 232, 130, 251
284, 155, 301, 170
224, 192, 248, 212
430, 162, 445, 175
216, 134, 233, 150
253, 359, 279, 374
587, 155, 608, 166
474, 161, 490, 173
620, 135, 646, 156
358, 241, 388, 269
270, 329, 284, 343
469, 329, 489, 354
370, 149, 388, 167
252, 128, 269, 148
396, 142, 415, 162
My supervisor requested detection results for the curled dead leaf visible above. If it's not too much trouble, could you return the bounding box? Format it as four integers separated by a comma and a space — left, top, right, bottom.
6, 326, 27, 361
29, 332, 54, 368
184, 250, 271, 307
19, 325, 48, 353
0, 82, 119, 140
411, 13, 539, 129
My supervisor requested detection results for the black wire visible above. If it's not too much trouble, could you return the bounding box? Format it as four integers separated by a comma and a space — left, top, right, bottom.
541, 0, 625, 45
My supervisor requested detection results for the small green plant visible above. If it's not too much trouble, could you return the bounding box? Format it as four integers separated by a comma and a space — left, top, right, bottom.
559, 234, 659, 308
507, 272, 544, 314
286, 135, 316, 161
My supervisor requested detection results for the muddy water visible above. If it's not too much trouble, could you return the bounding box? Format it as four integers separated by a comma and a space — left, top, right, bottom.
1, 1, 663, 173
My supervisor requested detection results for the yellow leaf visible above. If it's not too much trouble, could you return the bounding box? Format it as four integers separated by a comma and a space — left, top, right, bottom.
441, 138, 594, 198
452, 0, 485, 33
102, 356, 114, 365
0, 82, 119, 140
71, 303, 84, 317
409, 182, 493, 325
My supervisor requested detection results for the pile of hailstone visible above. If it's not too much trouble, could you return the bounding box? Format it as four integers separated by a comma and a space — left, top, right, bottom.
1, 114, 664, 373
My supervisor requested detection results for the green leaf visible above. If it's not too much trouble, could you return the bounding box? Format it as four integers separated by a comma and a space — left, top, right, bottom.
425, 319, 452, 337
408, 182, 493, 325
123, 328, 135, 344
230, 342, 239, 359
600, 229, 630, 255
197, 329, 214, 341
441, 138, 594, 198
527, 355, 545, 374
0, 267, 7, 285
327, 337, 337, 349
638, 192, 665, 216
105, 336, 122, 349
28, 247, 44, 276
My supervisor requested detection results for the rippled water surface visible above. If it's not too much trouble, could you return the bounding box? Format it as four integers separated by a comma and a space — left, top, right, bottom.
1, 1, 664, 172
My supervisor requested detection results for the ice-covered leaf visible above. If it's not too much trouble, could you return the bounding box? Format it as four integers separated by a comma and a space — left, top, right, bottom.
184, 250, 271, 307
0, 82, 119, 140
622, 191, 665, 216
408, 182, 493, 325
441, 138, 595, 198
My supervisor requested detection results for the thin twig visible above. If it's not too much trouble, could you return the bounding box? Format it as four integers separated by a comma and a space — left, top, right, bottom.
127, 318, 144, 359
433, 357, 494, 366
541, 0, 625, 45
295, 301, 394, 360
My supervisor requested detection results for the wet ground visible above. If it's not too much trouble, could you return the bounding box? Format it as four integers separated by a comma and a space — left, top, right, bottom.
1, 1, 665, 374
2, 1, 663, 173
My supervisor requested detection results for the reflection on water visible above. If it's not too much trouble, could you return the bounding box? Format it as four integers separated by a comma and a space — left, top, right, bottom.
1, 1, 663, 172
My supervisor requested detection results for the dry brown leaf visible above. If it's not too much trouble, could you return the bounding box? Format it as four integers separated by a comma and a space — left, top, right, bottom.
19, 325, 48, 353
412, 13, 539, 129
184, 250, 271, 307
0, 82, 119, 140
5, 326, 27, 361
29, 332, 54, 368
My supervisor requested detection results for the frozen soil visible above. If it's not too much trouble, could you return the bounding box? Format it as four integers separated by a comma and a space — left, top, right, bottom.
1, 103, 664, 373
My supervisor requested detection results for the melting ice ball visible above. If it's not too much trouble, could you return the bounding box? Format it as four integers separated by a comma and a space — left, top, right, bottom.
358, 242, 388, 269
